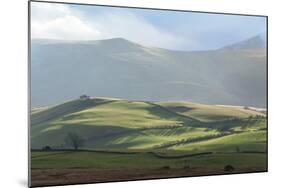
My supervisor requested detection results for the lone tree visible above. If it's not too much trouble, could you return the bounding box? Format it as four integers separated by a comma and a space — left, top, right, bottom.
65, 132, 85, 150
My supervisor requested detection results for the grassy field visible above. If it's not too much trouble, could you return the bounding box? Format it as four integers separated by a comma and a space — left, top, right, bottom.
31, 150, 266, 170
30, 97, 267, 186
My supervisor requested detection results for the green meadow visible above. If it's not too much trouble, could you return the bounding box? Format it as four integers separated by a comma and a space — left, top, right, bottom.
31, 151, 266, 170
31, 97, 267, 183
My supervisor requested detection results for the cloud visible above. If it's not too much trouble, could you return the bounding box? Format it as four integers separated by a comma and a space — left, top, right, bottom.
91, 12, 183, 49
30, 2, 183, 49
31, 3, 101, 40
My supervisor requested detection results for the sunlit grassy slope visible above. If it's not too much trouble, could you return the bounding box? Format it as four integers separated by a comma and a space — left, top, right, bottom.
170, 131, 266, 152
158, 101, 264, 122
55, 100, 183, 128
31, 97, 266, 152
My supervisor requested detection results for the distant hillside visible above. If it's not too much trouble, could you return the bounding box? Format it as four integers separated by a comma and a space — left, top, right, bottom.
221, 34, 266, 49
31, 37, 267, 107
31, 97, 266, 150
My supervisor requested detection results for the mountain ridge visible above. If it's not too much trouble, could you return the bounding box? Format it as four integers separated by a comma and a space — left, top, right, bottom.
31, 36, 267, 108
32, 33, 266, 52
221, 35, 266, 50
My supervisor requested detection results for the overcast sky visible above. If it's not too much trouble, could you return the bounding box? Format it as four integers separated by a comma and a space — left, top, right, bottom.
31, 2, 266, 51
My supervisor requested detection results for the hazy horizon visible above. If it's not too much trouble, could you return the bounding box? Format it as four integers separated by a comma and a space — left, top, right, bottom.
31, 33, 265, 52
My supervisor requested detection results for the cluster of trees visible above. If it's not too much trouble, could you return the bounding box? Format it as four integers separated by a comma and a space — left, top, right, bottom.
248, 115, 265, 119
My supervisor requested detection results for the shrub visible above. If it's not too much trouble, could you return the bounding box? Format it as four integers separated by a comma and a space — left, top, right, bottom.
161, 165, 170, 170
224, 165, 235, 172
42, 146, 51, 151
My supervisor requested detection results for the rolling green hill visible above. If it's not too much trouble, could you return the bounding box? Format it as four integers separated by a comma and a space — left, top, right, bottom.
31, 97, 266, 153
31, 97, 267, 187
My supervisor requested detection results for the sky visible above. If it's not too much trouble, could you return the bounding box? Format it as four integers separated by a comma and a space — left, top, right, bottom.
31, 2, 267, 51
